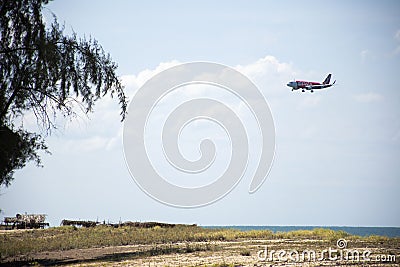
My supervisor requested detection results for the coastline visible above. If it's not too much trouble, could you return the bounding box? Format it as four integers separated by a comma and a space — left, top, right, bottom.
202, 225, 400, 238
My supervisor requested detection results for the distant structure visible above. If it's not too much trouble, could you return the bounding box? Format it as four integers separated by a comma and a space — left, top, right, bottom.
61, 219, 98, 228
60, 219, 192, 228
3, 214, 49, 229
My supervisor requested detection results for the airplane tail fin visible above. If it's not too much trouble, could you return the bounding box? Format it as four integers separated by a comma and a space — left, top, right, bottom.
323, 74, 332, 84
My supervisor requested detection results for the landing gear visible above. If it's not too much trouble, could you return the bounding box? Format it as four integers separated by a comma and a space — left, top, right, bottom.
302, 89, 305, 92
311, 90, 314, 93
291, 89, 294, 91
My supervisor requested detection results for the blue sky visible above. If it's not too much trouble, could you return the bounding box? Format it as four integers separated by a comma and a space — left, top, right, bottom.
1, 1, 400, 227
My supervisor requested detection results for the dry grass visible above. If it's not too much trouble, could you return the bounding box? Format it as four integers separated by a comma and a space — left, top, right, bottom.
1, 225, 398, 266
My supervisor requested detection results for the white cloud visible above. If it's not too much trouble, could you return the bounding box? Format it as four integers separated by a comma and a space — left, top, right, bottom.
119, 56, 297, 101
235, 56, 296, 81
62, 136, 110, 152
121, 60, 181, 97
105, 127, 123, 151
59, 56, 301, 155
54, 60, 182, 154
360, 49, 370, 61
353, 92, 384, 103
236, 56, 293, 77
235, 55, 298, 96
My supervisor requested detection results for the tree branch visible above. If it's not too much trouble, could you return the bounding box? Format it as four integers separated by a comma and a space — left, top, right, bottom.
0, 88, 20, 122
0, 46, 38, 54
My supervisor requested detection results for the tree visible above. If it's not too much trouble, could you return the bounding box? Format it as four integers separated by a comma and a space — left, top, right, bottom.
0, 0, 127, 187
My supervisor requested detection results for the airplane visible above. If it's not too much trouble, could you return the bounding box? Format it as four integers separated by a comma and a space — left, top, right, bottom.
287, 74, 336, 93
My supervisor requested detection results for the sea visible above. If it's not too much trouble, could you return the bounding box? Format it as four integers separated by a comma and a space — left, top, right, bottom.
202, 226, 400, 238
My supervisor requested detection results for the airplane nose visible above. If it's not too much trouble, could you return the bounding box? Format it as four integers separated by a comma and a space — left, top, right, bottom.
287, 81, 297, 89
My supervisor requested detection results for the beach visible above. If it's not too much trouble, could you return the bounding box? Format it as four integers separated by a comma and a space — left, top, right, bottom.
1, 225, 399, 266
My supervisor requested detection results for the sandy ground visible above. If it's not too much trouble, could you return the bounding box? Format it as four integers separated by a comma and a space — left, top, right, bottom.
2, 238, 399, 266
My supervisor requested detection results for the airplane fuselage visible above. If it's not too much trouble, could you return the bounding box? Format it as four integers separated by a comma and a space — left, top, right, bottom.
287, 74, 335, 93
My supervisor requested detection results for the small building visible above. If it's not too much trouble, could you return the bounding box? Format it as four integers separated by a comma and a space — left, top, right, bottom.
3, 213, 49, 229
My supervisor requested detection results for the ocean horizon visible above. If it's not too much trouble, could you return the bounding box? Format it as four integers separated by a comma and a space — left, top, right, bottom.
202, 225, 400, 238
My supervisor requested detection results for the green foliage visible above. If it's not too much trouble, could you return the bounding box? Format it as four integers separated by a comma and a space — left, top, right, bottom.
0, 0, 127, 186
239, 248, 251, 256
364, 235, 390, 243
274, 228, 350, 241
0, 126, 47, 186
